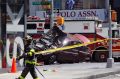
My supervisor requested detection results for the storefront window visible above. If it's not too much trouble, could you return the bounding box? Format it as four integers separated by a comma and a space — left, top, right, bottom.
96, 0, 105, 9
63, 0, 106, 10
74, 0, 83, 9
65, 0, 76, 10
83, 0, 90, 9
54, 0, 61, 9
90, 0, 97, 9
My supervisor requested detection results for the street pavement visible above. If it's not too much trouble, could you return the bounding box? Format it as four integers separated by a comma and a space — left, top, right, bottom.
0, 62, 120, 79
97, 74, 120, 79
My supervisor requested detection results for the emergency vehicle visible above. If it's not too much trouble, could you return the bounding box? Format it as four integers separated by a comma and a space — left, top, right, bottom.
27, 16, 45, 39
27, 16, 57, 39
26, 14, 120, 62
63, 19, 120, 62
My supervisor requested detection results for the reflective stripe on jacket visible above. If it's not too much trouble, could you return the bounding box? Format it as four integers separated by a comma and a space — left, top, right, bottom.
19, 75, 25, 79
25, 60, 37, 65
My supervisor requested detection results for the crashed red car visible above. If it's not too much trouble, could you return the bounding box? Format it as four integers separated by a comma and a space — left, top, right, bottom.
35, 29, 91, 65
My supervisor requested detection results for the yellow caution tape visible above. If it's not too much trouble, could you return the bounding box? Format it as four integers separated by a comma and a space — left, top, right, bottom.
1, 37, 120, 55
91, 49, 120, 52
35, 39, 109, 55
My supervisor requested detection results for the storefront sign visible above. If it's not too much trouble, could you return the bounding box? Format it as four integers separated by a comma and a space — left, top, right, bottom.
0, 37, 24, 68
6, 37, 24, 67
36, 9, 108, 21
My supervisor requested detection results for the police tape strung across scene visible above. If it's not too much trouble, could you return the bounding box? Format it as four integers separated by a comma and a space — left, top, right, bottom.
35, 39, 109, 55
0, 36, 109, 67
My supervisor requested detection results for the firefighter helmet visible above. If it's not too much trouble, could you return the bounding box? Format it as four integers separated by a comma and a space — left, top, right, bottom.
25, 35, 32, 40
24, 35, 32, 45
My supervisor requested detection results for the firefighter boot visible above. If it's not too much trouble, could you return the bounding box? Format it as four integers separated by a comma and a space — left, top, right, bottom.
16, 76, 25, 79
34, 78, 39, 79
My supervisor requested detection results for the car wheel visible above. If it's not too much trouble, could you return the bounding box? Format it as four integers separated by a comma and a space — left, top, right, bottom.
44, 54, 56, 65
94, 50, 108, 62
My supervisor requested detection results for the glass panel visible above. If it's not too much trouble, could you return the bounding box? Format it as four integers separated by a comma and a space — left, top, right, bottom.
112, 30, 119, 38
54, 0, 61, 9
72, 0, 83, 9
65, 0, 75, 10
27, 24, 37, 29
96, 0, 105, 9
30, 0, 106, 11
113, 0, 120, 8
34, 0, 62, 11
69, 0, 106, 9
90, 0, 96, 9
83, 0, 90, 9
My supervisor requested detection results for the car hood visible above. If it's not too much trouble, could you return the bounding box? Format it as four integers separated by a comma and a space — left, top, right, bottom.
73, 34, 90, 43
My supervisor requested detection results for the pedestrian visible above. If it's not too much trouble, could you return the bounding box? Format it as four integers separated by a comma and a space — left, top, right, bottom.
16, 35, 40, 79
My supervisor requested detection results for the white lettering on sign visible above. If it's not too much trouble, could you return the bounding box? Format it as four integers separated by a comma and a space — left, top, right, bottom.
6, 37, 24, 67
36, 9, 107, 21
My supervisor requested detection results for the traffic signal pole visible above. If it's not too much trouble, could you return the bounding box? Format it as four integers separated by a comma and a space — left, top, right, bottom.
24, 0, 28, 37
106, 0, 114, 68
50, 0, 54, 28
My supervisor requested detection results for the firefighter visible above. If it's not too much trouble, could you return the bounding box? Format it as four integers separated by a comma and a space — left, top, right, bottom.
16, 35, 40, 79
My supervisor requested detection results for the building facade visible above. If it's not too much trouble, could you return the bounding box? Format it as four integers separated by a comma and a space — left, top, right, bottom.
0, 0, 119, 68
0, 0, 25, 68
29, 0, 109, 22
112, 0, 120, 23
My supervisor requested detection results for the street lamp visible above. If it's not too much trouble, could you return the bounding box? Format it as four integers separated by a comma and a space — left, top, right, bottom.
106, 0, 114, 68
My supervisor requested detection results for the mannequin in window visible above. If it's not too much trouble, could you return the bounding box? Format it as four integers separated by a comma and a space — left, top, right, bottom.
66, 0, 75, 10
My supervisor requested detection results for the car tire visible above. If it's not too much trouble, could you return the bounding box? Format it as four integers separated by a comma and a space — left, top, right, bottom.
44, 54, 56, 65
94, 50, 108, 62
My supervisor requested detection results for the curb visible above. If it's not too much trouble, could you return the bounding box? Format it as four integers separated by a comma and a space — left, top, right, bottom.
75, 70, 120, 79
0, 67, 23, 74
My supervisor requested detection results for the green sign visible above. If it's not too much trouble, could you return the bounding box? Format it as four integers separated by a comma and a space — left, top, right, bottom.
32, 2, 41, 5
32, 1, 51, 5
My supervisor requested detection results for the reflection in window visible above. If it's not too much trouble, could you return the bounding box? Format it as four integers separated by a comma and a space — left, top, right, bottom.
83, 0, 91, 9
27, 24, 37, 29
65, 0, 75, 10
112, 30, 119, 38
64, 0, 105, 10
35, 0, 62, 11
70, 0, 83, 9
96, 0, 105, 9
30, 0, 106, 11
90, 0, 96, 9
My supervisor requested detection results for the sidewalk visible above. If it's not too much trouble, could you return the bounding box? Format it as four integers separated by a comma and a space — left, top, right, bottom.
0, 63, 120, 79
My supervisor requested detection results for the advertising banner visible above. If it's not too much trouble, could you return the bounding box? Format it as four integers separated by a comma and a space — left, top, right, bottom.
36, 9, 108, 21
